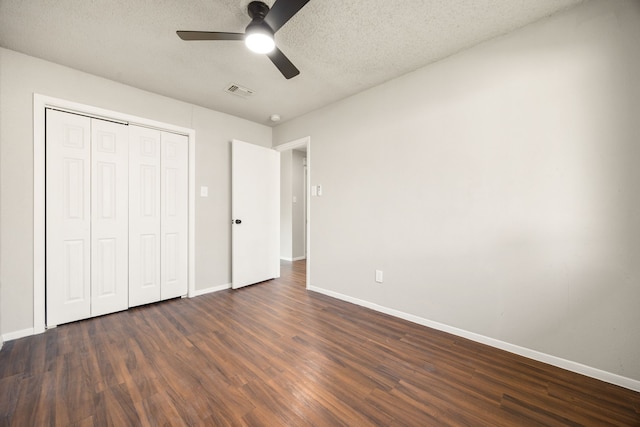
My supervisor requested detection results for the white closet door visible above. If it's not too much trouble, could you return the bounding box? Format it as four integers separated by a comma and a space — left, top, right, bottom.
91, 119, 129, 316
160, 132, 189, 300
129, 126, 162, 307
46, 110, 92, 326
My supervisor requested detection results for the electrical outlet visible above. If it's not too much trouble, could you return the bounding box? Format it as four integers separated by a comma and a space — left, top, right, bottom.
375, 270, 383, 283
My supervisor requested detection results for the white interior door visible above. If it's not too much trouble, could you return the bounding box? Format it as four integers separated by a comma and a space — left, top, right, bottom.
46, 109, 92, 326
91, 118, 129, 316
160, 131, 189, 300
232, 140, 280, 289
128, 126, 162, 307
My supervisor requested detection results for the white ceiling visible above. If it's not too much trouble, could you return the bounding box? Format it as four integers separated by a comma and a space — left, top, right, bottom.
0, 0, 583, 126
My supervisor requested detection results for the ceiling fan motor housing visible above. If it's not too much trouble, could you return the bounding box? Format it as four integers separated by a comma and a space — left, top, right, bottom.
246, 1, 274, 36
247, 1, 270, 21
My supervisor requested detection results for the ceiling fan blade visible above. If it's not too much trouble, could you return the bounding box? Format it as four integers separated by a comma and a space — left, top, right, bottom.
264, 0, 311, 32
177, 31, 245, 41
267, 47, 300, 79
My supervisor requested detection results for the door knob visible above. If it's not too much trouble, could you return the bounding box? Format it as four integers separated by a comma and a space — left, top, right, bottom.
234, 219, 242, 224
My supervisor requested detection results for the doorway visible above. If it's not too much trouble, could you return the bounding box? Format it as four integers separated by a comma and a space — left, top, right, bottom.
276, 137, 311, 288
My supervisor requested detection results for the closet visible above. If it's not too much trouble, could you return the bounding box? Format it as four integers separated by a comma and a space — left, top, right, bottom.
45, 109, 188, 326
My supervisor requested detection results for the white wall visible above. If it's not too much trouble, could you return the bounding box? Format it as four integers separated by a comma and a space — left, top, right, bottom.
0, 46, 3, 346
280, 150, 293, 259
274, 0, 640, 383
280, 149, 306, 261
291, 150, 306, 259
0, 47, 271, 337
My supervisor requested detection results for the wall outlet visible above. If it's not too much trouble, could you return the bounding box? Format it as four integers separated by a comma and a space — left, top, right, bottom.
375, 270, 383, 283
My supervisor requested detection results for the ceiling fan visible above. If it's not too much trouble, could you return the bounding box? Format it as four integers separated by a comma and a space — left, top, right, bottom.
177, 0, 311, 79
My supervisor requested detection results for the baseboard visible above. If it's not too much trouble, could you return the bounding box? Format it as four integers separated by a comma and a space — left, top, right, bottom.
2, 327, 35, 343
191, 283, 231, 297
308, 285, 640, 393
2, 285, 232, 343
280, 256, 306, 262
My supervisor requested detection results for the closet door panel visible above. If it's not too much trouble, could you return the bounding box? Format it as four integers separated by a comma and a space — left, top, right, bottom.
91, 119, 129, 316
161, 132, 189, 300
129, 126, 162, 307
46, 110, 92, 326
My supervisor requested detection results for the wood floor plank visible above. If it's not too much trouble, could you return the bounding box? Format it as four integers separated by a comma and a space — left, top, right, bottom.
0, 260, 638, 426
547, 381, 640, 425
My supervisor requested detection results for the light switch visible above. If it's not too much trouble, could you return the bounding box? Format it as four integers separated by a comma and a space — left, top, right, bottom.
311, 186, 317, 197
200, 186, 208, 197
375, 270, 383, 283
293, 196, 297, 203
317, 185, 322, 196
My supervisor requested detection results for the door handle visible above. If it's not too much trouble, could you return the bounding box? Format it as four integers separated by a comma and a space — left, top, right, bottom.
233, 219, 242, 224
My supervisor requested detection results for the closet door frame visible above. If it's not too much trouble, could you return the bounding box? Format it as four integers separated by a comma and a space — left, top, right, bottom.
33, 94, 196, 332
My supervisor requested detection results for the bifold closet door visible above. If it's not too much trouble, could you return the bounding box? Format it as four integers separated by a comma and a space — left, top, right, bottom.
46, 110, 92, 326
46, 110, 129, 326
129, 126, 162, 307
129, 127, 188, 306
90, 119, 129, 317
160, 132, 189, 300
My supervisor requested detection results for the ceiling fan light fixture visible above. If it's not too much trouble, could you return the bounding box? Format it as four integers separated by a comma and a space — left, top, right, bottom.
245, 25, 275, 54
177, 0, 308, 78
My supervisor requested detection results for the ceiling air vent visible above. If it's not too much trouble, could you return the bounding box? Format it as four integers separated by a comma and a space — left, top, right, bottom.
225, 83, 254, 99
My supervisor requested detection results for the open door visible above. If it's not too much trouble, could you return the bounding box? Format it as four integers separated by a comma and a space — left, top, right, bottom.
231, 140, 280, 289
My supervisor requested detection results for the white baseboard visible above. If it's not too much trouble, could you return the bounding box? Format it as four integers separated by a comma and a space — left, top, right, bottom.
2, 327, 35, 343
308, 285, 640, 393
281, 256, 306, 262
1, 285, 232, 344
191, 283, 231, 297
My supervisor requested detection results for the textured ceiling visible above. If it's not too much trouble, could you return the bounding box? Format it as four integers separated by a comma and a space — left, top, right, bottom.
0, 0, 583, 126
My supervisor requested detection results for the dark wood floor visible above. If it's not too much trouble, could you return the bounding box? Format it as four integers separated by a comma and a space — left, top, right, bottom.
1, 260, 639, 426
